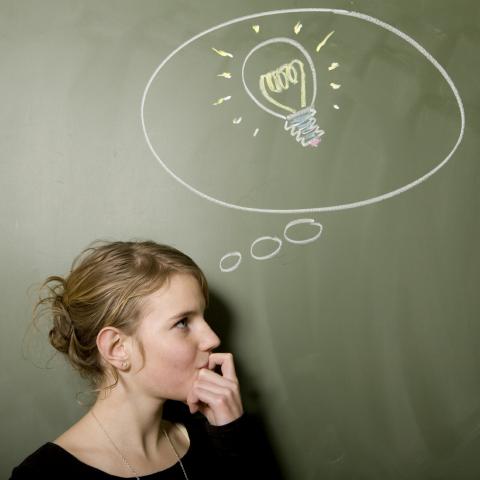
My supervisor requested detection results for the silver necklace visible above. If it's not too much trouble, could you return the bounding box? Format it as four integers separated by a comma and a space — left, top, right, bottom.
90, 410, 189, 480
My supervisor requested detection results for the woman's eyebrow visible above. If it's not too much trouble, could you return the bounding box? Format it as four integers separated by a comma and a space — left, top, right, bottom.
168, 308, 203, 321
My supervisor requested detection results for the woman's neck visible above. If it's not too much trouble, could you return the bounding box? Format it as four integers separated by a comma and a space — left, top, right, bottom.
90, 384, 169, 461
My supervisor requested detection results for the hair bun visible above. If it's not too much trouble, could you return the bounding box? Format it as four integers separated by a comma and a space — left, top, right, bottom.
38, 276, 75, 355
49, 294, 75, 354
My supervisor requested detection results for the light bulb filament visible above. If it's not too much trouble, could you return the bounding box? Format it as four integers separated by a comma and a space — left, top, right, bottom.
259, 59, 306, 114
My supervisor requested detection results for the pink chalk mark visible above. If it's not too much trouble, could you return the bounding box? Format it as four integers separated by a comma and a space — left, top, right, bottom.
309, 138, 321, 147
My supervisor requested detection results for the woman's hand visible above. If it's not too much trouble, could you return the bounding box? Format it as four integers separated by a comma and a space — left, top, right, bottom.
186, 352, 244, 426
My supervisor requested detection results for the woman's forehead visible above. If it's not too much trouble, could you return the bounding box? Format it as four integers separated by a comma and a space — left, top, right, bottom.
141, 273, 205, 317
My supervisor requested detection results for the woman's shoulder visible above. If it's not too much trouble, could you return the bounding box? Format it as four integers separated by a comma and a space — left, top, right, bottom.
9, 443, 64, 478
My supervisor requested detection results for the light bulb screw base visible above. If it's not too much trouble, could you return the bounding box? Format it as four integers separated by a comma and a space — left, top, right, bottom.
284, 107, 325, 148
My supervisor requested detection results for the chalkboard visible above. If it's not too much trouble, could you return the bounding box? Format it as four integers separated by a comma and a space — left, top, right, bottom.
2, 1, 479, 479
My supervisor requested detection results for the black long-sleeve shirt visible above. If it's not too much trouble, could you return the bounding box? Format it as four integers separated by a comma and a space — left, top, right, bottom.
9, 401, 276, 479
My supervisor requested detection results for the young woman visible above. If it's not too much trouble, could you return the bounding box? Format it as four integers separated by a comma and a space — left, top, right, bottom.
10, 240, 249, 479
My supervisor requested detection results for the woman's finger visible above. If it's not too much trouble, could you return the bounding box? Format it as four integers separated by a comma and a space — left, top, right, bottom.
208, 352, 237, 381
193, 386, 243, 425
198, 366, 238, 387
194, 380, 231, 398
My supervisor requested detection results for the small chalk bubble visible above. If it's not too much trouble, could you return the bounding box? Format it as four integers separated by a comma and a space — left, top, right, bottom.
330, 82, 341, 90
233, 117, 242, 124
333, 104, 340, 110
220, 252, 242, 272
253, 128, 259, 137
252, 25, 260, 33
294, 22, 302, 34
328, 62, 339, 71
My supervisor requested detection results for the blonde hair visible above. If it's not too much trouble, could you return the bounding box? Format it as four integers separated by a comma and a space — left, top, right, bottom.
31, 240, 209, 400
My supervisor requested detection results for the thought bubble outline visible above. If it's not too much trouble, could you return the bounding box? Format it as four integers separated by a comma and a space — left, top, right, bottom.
141, 8, 465, 214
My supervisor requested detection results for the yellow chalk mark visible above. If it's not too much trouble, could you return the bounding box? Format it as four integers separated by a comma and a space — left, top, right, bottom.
233, 117, 242, 124
213, 95, 232, 106
253, 128, 259, 137
316, 31, 335, 52
294, 22, 302, 34
259, 58, 306, 114
212, 47, 233, 58
252, 25, 260, 33
333, 104, 340, 110
217, 72, 232, 79
328, 62, 339, 71
330, 83, 341, 90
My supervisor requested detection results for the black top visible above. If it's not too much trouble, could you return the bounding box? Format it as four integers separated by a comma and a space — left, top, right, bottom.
9, 401, 264, 480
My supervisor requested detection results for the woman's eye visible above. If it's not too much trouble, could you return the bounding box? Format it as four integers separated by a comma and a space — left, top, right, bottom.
176, 318, 189, 329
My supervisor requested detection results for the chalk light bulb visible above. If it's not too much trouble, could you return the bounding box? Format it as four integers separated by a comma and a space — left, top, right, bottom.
242, 37, 325, 147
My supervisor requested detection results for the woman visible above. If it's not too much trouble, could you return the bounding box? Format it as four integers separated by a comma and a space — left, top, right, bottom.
10, 240, 248, 479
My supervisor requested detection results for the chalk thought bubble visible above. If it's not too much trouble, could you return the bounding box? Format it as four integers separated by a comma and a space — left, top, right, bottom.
141, 9, 464, 214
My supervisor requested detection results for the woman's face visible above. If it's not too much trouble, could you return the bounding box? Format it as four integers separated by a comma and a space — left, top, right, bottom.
131, 273, 221, 402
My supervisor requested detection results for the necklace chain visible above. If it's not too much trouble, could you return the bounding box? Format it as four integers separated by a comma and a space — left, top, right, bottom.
90, 410, 189, 480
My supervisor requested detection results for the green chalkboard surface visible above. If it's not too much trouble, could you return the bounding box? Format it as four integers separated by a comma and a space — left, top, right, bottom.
2, 1, 479, 479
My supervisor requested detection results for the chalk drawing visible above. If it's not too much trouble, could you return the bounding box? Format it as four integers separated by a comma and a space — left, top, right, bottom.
243, 37, 325, 148
212, 47, 234, 58
141, 8, 465, 214
316, 30, 335, 52
220, 218, 325, 272
212, 95, 232, 106
220, 251, 243, 272
258, 58, 307, 115
250, 236, 283, 260
284, 218, 323, 245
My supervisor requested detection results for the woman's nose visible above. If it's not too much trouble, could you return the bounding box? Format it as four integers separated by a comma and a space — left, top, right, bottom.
200, 321, 221, 351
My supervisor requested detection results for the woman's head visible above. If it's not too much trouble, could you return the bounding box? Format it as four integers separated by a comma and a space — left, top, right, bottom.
33, 240, 213, 398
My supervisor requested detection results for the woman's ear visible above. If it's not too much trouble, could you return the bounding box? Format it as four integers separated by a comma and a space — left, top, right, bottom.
96, 327, 129, 370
